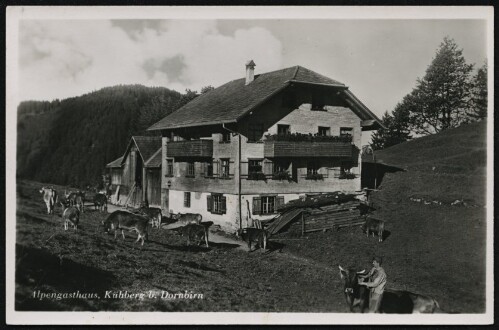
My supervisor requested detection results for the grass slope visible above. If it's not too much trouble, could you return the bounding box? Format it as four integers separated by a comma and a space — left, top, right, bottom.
15, 122, 488, 313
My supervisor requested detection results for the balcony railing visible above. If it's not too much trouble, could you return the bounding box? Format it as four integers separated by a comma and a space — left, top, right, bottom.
264, 140, 352, 158
166, 140, 213, 158
263, 134, 353, 158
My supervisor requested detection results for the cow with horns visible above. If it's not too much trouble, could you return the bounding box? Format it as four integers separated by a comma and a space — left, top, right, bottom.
338, 265, 441, 313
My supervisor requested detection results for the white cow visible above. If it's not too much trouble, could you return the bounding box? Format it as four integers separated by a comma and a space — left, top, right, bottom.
39, 187, 57, 215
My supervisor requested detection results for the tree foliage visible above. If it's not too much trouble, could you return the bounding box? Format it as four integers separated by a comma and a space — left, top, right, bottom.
17, 85, 191, 188
466, 62, 487, 121
407, 37, 474, 135
370, 100, 412, 150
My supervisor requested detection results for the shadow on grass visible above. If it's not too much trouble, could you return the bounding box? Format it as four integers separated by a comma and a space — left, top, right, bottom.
15, 244, 117, 311
177, 260, 226, 274
17, 211, 58, 225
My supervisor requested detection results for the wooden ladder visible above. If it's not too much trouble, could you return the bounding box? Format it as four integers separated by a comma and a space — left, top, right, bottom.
124, 182, 136, 208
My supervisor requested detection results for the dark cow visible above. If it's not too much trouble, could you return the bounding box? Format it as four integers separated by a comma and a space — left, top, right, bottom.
338, 265, 369, 312
237, 227, 268, 253
102, 211, 149, 245
131, 205, 162, 229
64, 191, 78, 207
75, 191, 85, 213
362, 217, 385, 242
338, 265, 441, 313
93, 193, 108, 212
60, 200, 80, 231
180, 222, 213, 248
171, 213, 202, 226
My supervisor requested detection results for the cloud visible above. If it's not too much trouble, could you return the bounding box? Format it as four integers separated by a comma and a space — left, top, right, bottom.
18, 20, 283, 101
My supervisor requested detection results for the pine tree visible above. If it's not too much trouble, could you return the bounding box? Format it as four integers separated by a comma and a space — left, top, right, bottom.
467, 62, 487, 121
370, 100, 412, 150
407, 37, 474, 135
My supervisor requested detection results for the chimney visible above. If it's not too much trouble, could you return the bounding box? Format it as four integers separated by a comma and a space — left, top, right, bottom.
245, 60, 256, 85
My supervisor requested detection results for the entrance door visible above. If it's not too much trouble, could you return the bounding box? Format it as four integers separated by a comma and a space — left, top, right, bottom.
147, 170, 161, 206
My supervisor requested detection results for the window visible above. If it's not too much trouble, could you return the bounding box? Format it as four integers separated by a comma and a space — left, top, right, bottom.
340, 127, 353, 137
341, 161, 353, 174
186, 161, 195, 177
205, 160, 213, 177
272, 160, 290, 175
262, 196, 275, 214
220, 158, 230, 178
252, 196, 284, 215
184, 192, 191, 207
166, 159, 174, 177
318, 126, 331, 136
307, 161, 319, 175
248, 159, 263, 175
277, 124, 290, 135
207, 194, 226, 214
248, 123, 264, 142
221, 132, 231, 143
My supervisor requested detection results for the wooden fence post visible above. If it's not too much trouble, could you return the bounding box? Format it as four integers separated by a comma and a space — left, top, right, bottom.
301, 211, 305, 237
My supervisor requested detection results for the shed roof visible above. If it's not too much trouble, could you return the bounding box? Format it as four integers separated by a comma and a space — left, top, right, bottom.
147, 65, 380, 131
106, 156, 124, 168
144, 148, 162, 168
120, 136, 162, 166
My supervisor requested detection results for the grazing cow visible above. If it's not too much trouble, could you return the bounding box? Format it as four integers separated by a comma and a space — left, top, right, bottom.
60, 201, 80, 231
237, 227, 268, 253
171, 213, 202, 226
75, 191, 85, 213
338, 266, 440, 313
362, 217, 385, 242
133, 206, 162, 229
39, 187, 57, 214
180, 222, 213, 248
102, 211, 149, 246
93, 193, 108, 212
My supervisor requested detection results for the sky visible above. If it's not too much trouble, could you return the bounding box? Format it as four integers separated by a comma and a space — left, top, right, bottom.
18, 18, 487, 122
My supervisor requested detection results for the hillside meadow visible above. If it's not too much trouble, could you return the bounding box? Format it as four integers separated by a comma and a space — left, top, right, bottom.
14, 121, 488, 313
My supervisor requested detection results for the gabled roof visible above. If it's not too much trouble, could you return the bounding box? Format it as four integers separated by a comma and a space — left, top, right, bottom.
106, 156, 124, 168
148, 65, 361, 131
121, 136, 162, 165
144, 148, 162, 168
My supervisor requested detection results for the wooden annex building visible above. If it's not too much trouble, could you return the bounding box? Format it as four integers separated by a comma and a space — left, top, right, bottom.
106, 136, 162, 208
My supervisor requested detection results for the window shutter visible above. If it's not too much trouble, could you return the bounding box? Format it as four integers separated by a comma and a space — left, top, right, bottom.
207, 195, 212, 211
276, 196, 285, 210
252, 196, 261, 215
229, 160, 235, 176
221, 196, 227, 214
264, 160, 273, 175
213, 161, 220, 177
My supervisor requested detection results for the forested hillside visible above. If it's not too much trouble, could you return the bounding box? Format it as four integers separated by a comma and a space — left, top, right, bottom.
17, 85, 196, 188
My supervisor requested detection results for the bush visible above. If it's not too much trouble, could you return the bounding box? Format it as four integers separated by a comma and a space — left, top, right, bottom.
272, 171, 292, 181
247, 172, 267, 181
339, 172, 356, 180
305, 173, 324, 181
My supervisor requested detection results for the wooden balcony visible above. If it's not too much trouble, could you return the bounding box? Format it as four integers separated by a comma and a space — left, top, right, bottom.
264, 140, 353, 158
166, 140, 213, 158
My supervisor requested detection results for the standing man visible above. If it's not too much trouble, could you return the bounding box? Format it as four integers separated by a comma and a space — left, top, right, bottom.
358, 256, 387, 313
